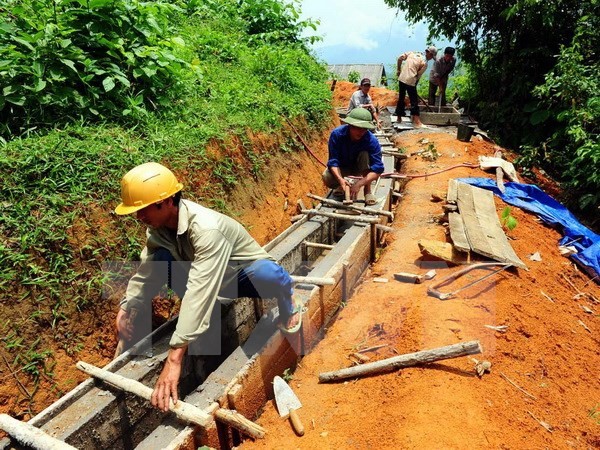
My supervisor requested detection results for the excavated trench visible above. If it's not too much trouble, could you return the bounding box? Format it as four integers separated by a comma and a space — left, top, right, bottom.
0, 111, 408, 450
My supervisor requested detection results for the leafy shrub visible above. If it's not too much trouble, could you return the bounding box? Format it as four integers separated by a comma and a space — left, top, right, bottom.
0, 0, 195, 138
347, 70, 360, 84
518, 11, 600, 216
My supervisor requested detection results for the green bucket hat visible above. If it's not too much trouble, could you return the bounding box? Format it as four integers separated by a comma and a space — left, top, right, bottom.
342, 108, 376, 130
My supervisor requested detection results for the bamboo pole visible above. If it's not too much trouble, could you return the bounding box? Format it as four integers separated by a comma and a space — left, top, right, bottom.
0, 414, 77, 450
319, 340, 482, 383
303, 241, 335, 250
290, 275, 335, 286
76, 361, 266, 439
307, 193, 393, 219
301, 209, 380, 224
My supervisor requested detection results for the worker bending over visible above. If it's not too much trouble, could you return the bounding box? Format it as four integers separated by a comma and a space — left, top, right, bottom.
394, 45, 437, 127
114, 162, 301, 411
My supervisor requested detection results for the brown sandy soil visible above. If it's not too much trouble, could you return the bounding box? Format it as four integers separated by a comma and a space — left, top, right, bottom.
331, 80, 400, 111
239, 105, 600, 447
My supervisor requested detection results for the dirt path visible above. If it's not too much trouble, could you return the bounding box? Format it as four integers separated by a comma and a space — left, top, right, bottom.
240, 130, 600, 449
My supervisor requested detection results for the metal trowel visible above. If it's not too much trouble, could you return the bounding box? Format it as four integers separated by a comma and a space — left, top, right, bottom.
273, 376, 304, 436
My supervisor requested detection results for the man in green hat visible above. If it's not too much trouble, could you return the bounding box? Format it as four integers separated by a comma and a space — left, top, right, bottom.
322, 108, 384, 206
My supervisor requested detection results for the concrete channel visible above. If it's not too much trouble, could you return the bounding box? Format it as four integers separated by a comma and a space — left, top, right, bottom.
0, 130, 402, 450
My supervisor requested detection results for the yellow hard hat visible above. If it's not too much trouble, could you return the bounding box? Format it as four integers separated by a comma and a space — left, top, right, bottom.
115, 162, 183, 215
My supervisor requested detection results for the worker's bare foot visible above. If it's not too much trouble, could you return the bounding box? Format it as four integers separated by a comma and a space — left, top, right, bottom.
412, 117, 423, 128
286, 311, 299, 329
279, 299, 303, 334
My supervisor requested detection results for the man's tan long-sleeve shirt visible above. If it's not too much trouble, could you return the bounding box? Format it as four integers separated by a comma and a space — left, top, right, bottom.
120, 199, 273, 347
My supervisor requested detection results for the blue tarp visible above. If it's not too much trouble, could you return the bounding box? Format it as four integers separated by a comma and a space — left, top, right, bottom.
456, 178, 600, 278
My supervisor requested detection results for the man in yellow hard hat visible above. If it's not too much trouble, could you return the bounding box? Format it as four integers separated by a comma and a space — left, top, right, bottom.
114, 162, 301, 412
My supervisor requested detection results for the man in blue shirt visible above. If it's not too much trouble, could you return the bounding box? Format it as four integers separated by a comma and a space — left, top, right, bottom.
322, 108, 384, 206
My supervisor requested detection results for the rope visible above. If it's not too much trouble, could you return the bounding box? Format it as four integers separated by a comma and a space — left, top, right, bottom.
285, 118, 327, 168
379, 162, 479, 179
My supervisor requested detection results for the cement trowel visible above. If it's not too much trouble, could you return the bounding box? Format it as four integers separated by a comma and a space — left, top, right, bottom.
273, 375, 304, 436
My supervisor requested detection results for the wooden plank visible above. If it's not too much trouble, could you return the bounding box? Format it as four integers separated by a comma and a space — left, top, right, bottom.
448, 212, 470, 253
471, 189, 526, 269
456, 183, 526, 269
457, 182, 495, 259
447, 179, 459, 204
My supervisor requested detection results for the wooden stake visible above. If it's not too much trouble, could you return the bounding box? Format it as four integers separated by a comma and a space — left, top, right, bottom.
303, 241, 335, 250
343, 185, 353, 205
494, 149, 505, 193
319, 340, 482, 382
301, 209, 380, 224
307, 193, 393, 219
290, 275, 335, 286
76, 361, 266, 439
0, 414, 77, 450
214, 409, 266, 439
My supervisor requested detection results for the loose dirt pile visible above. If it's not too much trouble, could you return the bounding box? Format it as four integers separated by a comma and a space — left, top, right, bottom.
240, 84, 600, 449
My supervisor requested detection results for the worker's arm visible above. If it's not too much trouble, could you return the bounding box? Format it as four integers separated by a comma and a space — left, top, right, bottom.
116, 243, 170, 341
416, 59, 427, 81
327, 131, 350, 187
169, 228, 233, 347
150, 228, 233, 410
151, 346, 187, 412
350, 171, 380, 196
396, 53, 407, 77
329, 166, 350, 188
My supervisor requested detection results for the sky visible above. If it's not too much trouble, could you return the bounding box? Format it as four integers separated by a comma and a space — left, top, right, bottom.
296, 0, 454, 66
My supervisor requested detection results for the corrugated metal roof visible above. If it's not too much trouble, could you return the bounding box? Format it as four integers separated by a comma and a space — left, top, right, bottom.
327, 64, 388, 87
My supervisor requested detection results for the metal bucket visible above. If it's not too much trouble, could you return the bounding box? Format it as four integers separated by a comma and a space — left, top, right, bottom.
457, 123, 475, 142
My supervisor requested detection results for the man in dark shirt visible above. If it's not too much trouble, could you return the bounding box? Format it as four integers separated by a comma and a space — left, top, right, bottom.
428, 47, 457, 107
322, 108, 384, 206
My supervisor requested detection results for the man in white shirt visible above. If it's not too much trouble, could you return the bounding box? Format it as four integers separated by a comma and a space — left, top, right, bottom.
347, 78, 381, 127
394, 45, 437, 127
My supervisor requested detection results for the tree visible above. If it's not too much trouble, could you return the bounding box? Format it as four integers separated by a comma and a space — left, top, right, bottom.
383, 0, 587, 146
384, 0, 599, 219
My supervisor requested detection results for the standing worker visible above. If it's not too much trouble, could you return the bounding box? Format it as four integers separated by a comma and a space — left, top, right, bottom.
394, 45, 437, 128
347, 78, 381, 128
428, 47, 457, 107
114, 162, 302, 412
322, 108, 384, 206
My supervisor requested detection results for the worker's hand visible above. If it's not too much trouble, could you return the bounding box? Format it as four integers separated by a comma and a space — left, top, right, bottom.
338, 177, 351, 189
151, 347, 186, 412
116, 308, 134, 341
350, 179, 363, 197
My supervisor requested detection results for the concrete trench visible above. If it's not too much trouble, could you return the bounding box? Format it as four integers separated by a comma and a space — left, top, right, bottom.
0, 130, 404, 450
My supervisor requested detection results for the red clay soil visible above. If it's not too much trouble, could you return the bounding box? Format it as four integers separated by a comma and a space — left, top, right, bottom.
240, 85, 600, 450
0, 120, 332, 425
2, 81, 598, 450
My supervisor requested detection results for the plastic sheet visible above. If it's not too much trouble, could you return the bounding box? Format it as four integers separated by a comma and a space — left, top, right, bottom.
456, 178, 600, 278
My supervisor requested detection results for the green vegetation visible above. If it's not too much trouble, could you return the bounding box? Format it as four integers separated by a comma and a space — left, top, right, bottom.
347, 70, 360, 84
0, 0, 332, 411
384, 0, 599, 223
590, 403, 600, 425
500, 206, 518, 232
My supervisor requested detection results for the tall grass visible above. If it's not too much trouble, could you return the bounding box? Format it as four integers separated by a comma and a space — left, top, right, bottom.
0, 0, 333, 413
